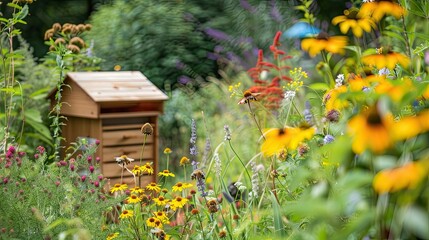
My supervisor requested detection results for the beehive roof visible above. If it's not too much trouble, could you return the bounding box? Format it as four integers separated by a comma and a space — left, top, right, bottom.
62, 71, 168, 102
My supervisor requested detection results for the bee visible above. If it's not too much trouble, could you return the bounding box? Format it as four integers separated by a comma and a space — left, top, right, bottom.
191, 169, 205, 180
238, 91, 260, 104
115, 155, 134, 166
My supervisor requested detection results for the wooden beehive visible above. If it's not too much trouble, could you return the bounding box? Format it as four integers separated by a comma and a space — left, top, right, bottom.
48, 71, 168, 187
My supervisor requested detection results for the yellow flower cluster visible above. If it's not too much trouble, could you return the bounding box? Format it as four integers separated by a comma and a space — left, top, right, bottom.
286, 67, 306, 92
228, 82, 242, 98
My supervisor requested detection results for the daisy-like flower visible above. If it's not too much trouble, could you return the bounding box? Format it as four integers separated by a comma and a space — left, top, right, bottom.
323, 85, 349, 112
153, 211, 170, 224
301, 32, 348, 57
146, 217, 163, 229
158, 169, 175, 177
347, 105, 394, 154
261, 125, 316, 157
163, 148, 172, 154
180, 156, 190, 166
131, 165, 143, 176
152, 196, 169, 206
126, 194, 142, 204
119, 209, 134, 219
374, 77, 414, 102
141, 162, 154, 175
106, 232, 119, 240
332, 7, 376, 37
360, 0, 406, 22
373, 160, 428, 194
110, 183, 128, 193
146, 182, 161, 192
169, 196, 189, 211
129, 186, 144, 194
362, 48, 410, 70
172, 182, 193, 192
115, 155, 134, 167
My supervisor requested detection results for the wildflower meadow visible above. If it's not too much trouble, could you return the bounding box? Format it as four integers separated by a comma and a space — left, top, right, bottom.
1, 0, 429, 239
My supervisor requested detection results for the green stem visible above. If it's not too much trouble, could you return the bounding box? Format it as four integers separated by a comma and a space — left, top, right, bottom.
247, 101, 265, 140
228, 140, 252, 183
140, 134, 147, 165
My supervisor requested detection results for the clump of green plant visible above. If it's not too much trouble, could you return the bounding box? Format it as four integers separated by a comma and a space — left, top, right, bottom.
0, 139, 119, 239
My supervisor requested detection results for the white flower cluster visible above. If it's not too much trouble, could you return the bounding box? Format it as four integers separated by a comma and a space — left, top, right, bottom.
335, 74, 344, 88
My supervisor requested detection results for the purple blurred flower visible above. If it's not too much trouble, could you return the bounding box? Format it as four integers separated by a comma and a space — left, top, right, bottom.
323, 135, 335, 144
270, 0, 282, 22
178, 75, 192, 85
240, 0, 257, 13
204, 28, 230, 41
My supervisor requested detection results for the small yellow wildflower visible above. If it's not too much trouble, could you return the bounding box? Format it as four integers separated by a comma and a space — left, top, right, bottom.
153, 196, 169, 206
170, 196, 189, 211
110, 183, 128, 194
141, 162, 154, 175
146, 182, 161, 192
172, 182, 193, 192
180, 156, 190, 166
126, 194, 142, 204
129, 186, 144, 194
153, 211, 170, 224
158, 169, 175, 177
119, 210, 133, 219
106, 232, 119, 240
146, 217, 163, 229
163, 148, 172, 154
131, 165, 143, 176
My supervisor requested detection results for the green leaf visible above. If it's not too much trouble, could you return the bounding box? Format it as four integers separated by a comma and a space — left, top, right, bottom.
309, 82, 329, 91
24, 110, 53, 142
30, 87, 51, 99
270, 192, 285, 237
402, 205, 429, 238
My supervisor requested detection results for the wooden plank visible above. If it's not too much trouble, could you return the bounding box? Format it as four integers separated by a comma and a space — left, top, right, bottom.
102, 124, 146, 131
59, 80, 100, 118
61, 117, 102, 158
102, 145, 153, 163
103, 129, 153, 146
101, 111, 160, 119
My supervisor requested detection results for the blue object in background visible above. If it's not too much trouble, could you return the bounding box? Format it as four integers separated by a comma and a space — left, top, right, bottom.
283, 22, 321, 39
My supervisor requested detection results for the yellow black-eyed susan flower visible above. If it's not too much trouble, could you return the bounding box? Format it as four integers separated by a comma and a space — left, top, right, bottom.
373, 160, 428, 194
153, 196, 169, 206
110, 183, 128, 194
362, 48, 410, 70
153, 211, 170, 224
172, 182, 193, 192
347, 106, 394, 154
141, 162, 154, 175
261, 126, 315, 157
169, 196, 189, 211
360, 0, 406, 22
129, 186, 144, 194
145, 182, 161, 192
323, 85, 349, 112
301, 32, 348, 57
125, 194, 142, 204
146, 217, 163, 228
332, 7, 376, 37
119, 209, 133, 219
158, 169, 175, 177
